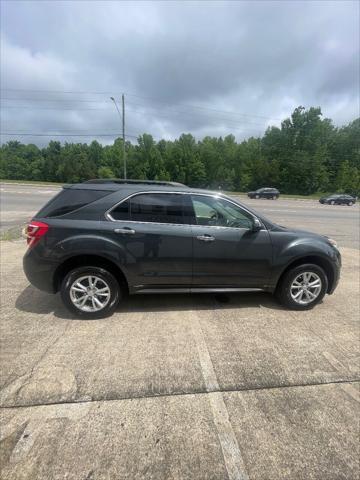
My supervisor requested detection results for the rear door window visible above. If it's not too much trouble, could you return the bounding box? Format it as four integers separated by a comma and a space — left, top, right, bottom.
110, 193, 192, 224
36, 188, 110, 218
131, 193, 186, 224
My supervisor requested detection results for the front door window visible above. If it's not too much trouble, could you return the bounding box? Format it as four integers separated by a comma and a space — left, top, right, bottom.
192, 195, 253, 229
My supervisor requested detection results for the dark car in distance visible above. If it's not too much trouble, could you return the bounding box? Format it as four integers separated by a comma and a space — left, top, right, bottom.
247, 187, 280, 199
23, 179, 341, 319
319, 194, 356, 206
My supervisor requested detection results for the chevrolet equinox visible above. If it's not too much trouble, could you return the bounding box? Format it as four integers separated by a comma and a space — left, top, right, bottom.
23, 179, 341, 319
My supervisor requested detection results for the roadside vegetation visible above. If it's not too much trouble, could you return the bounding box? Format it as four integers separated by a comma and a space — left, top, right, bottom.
1, 106, 359, 196
0, 179, 63, 186
0, 225, 24, 242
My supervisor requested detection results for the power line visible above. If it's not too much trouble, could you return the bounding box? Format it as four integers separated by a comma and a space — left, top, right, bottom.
125, 101, 267, 127
1, 96, 272, 124
0, 103, 268, 128
1, 88, 119, 95
0, 132, 139, 138
1, 105, 266, 133
0, 88, 282, 121
125, 94, 282, 121
0, 105, 111, 111
1, 97, 109, 104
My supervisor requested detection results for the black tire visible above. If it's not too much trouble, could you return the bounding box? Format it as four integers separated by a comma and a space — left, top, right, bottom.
61, 266, 121, 319
255, 195, 260, 199
348, 201, 353, 206
330, 200, 335, 205
276, 263, 328, 310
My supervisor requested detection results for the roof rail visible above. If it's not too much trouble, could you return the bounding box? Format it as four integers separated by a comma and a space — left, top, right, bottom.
84, 179, 186, 187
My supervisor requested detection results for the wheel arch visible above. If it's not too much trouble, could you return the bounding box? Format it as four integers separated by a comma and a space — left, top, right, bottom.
54, 254, 129, 294
276, 255, 335, 294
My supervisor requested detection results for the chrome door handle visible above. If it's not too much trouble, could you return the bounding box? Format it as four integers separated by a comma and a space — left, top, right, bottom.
196, 235, 215, 242
114, 227, 136, 235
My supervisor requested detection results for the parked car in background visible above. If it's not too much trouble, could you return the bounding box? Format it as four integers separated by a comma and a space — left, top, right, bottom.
319, 194, 356, 206
247, 187, 280, 199
23, 179, 341, 319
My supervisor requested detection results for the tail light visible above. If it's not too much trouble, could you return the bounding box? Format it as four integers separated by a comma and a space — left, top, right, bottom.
25, 221, 49, 248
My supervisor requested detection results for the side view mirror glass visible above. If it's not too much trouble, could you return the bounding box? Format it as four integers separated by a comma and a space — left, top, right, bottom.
252, 218, 262, 232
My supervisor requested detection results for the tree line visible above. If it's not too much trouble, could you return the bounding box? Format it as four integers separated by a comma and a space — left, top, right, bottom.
1, 106, 359, 195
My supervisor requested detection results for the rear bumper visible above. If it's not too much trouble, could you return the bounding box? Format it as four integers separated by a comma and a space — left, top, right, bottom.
23, 247, 57, 294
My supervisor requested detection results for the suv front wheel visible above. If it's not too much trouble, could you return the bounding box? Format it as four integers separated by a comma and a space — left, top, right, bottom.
276, 264, 328, 310
61, 266, 121, 319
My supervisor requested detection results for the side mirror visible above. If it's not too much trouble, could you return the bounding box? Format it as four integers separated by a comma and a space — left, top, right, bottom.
252, 218, 262, 232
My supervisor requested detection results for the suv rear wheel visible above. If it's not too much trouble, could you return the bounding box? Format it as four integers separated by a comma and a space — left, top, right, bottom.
61, 266, 121, 319
276, 264, 328, 310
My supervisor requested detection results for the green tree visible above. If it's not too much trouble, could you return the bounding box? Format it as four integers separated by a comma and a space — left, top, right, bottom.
98, 166, 114, 178
0, 107, 358, 196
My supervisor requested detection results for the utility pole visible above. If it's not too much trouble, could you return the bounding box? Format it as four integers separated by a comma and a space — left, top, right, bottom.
110, 95, 127, 179
122, 93, 126, 179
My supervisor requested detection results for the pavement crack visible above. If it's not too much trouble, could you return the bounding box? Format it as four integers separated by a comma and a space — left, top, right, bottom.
1, 378, 359, 410
32, 324, 72, 378
11, 323, 72, 400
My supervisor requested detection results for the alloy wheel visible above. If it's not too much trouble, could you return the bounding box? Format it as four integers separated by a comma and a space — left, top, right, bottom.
70, 275, 111, 312
290, 272, 322, 305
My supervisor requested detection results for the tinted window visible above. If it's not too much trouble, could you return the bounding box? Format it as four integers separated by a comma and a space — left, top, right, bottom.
110, 200, 130, 221
110, 193, 188, 224
191, 195, 253, 229
37, 188, 110, 218
131, 193, 185, 224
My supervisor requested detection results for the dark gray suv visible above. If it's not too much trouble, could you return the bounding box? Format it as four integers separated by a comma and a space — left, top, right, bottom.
247, 187, 280, 199
23, 180, 341, 318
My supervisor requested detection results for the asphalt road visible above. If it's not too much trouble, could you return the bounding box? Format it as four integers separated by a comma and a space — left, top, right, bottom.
1, 241, 359, 479
0, 183, 61, 231
1, 182, 359, 248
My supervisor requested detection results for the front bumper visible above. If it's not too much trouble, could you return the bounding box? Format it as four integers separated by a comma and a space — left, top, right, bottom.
328, 248, 341, 294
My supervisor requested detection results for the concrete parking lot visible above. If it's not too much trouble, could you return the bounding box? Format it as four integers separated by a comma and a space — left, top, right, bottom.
0, 183, 359, 479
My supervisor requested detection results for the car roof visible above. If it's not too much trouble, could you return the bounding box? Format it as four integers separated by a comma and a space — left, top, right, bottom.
64, 180, 222, 197
63, 180, 187, 192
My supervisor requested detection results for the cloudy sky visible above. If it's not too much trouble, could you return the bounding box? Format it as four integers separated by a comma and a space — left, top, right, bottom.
0, 0, 359, 145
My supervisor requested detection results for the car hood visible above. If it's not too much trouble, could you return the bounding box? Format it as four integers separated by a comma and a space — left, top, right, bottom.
271, 224, 328, 240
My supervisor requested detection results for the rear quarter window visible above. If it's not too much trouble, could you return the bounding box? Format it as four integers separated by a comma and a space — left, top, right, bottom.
36, 188, 110, 218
